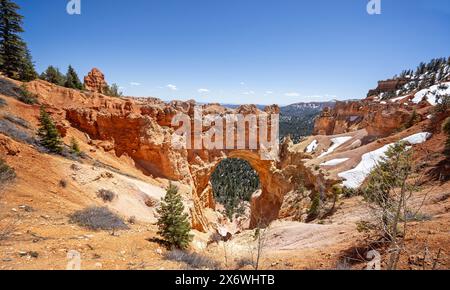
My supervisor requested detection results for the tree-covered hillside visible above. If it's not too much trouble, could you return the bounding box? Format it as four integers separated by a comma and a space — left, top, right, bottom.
211, 158, 260, 220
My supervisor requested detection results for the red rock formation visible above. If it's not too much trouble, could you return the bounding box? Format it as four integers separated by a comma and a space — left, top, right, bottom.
84, 68, 108, 94
367, 78, 409, 97
314, 100, 416, 137
21, 76, 317, 232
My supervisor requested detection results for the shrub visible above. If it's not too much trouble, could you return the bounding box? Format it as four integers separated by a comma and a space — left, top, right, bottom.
331, 184, 343, 196
235, 257, 254, 269
69, 207, 128, 231
0, 219, 17, 242
17, 84, 38, 105
404, 109, 420, 129
70, 137, 81, 155
362, 142, 417, 270
307, 193, 321, 220
144, 197, 158, 208
59, 179, 68, 188
157, 183, 193, 250
97, 189, 116, 202
342, 186, 362, 198
164, 250, 220, 270
404, 211, 433, 222
70, 164, 81, 171
0, 159, 16, 187
127, 216, 136, 225
435, 95, 450, 113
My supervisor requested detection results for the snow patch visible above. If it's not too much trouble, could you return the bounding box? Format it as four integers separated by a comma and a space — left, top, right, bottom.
338, 132, 432, 189
306, 140, 318, 153
319, 136, 352, 158
412, 82, 450, 106
390, 95, 408, 103
402, 132, 432, 144
320, 158, 350, 166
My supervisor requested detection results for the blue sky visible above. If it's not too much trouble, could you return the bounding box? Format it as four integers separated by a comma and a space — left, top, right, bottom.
17, 0, 450, 105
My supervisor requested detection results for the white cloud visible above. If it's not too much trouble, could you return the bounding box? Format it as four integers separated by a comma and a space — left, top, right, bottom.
167, 84, 178, 91
285, 92, 300, 97
130, 82, 141, 86
265, 91, 274, 95
242, 90, 255, 95
198, 88, 210, 94
240, 82, 245, 86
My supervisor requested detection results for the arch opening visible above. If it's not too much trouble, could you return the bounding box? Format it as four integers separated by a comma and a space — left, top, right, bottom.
210, 158, 260, 221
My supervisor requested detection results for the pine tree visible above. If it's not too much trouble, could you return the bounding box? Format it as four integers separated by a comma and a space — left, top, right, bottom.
0, 0, 35, 80
40, 66, 65, 86
103, 83, 123, 97
38, 106, 63, 154
18, 47, 37, 81
157, 183, 192, 249
64, 65, 82, 90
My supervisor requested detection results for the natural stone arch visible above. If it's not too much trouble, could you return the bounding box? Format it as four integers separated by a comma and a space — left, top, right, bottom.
190, 149, 292, 229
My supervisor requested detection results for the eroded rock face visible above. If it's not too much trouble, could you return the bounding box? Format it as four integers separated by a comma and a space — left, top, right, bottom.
84, 68, 108, 94
313, 101, 414, 137
367, 78, 409, 97
24, 77, 306, 231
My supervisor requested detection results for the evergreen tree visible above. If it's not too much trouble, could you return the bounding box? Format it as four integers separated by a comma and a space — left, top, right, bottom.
211, 158, 260, 219
40, 66, 65, 86
38, 106, 63, 154
0, 0, 34, 80
64, 65, 82, 90
18, 47, 37, 81
103, 83, 123, 97
157, 183, 192, 249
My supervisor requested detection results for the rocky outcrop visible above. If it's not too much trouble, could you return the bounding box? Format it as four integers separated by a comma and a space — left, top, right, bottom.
313, 101, 415, 138
84, 68, 108, 94
367, 78, 409, 97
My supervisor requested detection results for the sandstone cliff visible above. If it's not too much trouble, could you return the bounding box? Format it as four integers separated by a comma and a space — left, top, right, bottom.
15, 73, 314, 232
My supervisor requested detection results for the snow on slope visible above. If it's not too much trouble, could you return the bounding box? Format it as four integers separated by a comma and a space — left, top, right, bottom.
338, 133, 432, 189
320, 158, 350, 166
412, 82, 450, 106
306, 140, 318, 153
319, 136, 352, 158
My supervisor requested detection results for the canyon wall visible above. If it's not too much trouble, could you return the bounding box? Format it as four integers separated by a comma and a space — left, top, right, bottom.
26, 75, 313, 231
